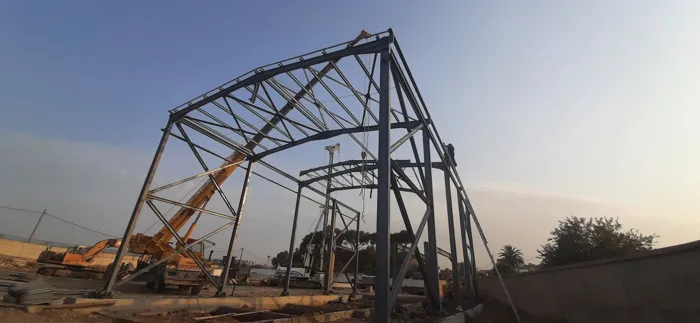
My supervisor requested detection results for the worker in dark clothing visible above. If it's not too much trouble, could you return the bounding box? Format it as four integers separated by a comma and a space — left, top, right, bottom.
445, 143, 456, 166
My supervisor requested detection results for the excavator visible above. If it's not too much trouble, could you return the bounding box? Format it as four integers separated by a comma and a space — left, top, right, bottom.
37, 239, 123, 279
37, 30, 371, 295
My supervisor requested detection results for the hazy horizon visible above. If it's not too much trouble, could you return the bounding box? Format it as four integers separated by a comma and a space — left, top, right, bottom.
1, 1, 698, 269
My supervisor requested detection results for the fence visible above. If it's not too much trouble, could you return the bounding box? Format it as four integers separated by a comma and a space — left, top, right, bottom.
0, 205, 120, 250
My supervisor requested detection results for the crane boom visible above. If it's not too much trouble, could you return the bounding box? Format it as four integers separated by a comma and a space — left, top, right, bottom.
151, 30, 372, 245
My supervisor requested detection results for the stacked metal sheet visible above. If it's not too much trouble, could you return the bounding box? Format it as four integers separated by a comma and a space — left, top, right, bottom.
6, 280, 58, 305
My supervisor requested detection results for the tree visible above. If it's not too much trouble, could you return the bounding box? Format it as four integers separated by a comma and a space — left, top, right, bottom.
538, 216, 657, 268
497, 245, 525, 273
271, 250, 288, 267
439, 267, 453, 280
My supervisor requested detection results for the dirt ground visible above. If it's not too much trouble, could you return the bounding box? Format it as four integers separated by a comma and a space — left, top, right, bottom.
0, 255, 41, 274
1, 267, 329, 299
471, 301, 566, 323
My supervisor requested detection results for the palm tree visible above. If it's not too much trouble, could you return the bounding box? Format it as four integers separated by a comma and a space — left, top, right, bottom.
498, 245, 525, 272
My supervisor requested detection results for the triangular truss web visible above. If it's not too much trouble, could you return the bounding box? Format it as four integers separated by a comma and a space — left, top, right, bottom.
102, 29, 520, 323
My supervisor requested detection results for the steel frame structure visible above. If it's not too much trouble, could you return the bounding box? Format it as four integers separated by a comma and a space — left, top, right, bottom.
100, 29, 520, 323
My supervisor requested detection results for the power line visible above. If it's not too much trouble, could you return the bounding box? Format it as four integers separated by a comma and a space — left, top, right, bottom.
0, 204, 119, 239
42, 212, 119, 238
0, 205, 43, 214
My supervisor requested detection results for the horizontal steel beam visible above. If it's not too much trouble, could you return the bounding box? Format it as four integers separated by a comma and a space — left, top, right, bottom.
147, 194, 236, 220
328, 185, 418, 194
252, 121, 420, 161
436, 246, 452, 260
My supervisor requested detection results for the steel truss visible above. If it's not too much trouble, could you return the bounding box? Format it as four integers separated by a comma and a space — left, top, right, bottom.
100, 29, 520, 323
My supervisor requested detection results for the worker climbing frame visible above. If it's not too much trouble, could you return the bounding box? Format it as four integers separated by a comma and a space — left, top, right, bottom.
101, 29, 521, 323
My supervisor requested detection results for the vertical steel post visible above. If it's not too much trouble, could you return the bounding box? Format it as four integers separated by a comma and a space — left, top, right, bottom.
423, 241, 430, 266
282, 185, 303, 296
325, 200, 338, 293
28, 209, 46, 243
375, 46, 392, 323
320, 145, 338, 275
463, 197, 479, 298
444, 170, 462, 306
352, 211, 360, 297
457, 193, 476, 301
101, 121, 174, 296
391, 242, 397, 280
218, 160, 254, 296
423, 128, 441, 314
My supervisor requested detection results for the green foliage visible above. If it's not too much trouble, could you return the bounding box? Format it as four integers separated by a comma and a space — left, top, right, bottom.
270, 229, 417, 275
497, 245, 525, 274
271, 250, 288, 267
538, 216, 657, 268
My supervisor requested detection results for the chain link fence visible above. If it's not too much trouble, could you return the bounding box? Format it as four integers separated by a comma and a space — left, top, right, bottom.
0, 205, 119, 249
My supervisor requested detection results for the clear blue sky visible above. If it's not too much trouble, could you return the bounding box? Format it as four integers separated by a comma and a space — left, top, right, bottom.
1, 1, 698, 266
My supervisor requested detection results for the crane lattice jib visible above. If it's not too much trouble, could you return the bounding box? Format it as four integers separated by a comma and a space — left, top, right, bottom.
152, 31, 372, 245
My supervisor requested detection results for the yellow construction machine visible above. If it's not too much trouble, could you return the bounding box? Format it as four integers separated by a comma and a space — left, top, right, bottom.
37, 239, 122, 278
38, 30, 372, 295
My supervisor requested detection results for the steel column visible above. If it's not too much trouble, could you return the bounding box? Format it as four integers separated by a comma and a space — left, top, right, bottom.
423, 128, 441, 314
352, 211, 360, 297
461, 195, 478, 299
218, 161, 254, 296
374, 46, 392, 323
320, 147, 337, 277
282, 185, 303, 296
458, 194, 476, 301
390, 173, 437, 305
101, 121, 173, 296
325, 200, 338, 293
389, 209, 430, 307
444, 170, 462, 305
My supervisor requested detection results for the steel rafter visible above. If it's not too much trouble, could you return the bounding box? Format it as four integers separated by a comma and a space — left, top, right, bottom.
101, 29, 518, 323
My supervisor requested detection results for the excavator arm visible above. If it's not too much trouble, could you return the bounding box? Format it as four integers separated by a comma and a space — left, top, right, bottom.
61, 238, 122, 267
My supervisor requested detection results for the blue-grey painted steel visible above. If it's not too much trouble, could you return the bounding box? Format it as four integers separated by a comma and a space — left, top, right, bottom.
325, 200, 338, 293
113, 221, 233, 289
282, 186, 303, 296
145, 201, 220, 290
219, 161, 254, 295
388, 208, 431, 308
102, 121, 174, 295
389, 174, 437, 305
423, 128, 441, 314
458, 194, 477, 301
176, 123, 240, 219
444, 170, 462, 305
375, 46, 392, 323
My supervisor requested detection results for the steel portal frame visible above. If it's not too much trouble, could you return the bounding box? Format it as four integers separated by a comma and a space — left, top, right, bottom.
100, 29, 520, 323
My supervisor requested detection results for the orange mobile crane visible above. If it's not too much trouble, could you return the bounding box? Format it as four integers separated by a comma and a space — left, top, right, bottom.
121, 30, 370, 294
41, 31, 371, 295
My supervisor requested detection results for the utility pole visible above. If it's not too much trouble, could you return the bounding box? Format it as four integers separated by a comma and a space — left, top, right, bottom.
28, 209, 46, 243
319, 143, 340, 287
237, 248, 245, 279
231, 248, 244, 296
